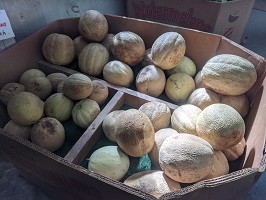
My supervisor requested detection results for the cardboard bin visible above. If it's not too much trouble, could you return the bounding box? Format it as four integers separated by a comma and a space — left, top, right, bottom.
0, 14, 266, 200
126, 0, 255, 43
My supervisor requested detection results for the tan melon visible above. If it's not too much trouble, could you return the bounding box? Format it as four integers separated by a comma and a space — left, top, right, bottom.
101, 33, 115, 54
78, 10, 108, 42
187, 88, 220, 110
0, 82, 25, 106
73, 36, 90, 57
7, 92, 44, 126
103, 60, 134, 87
102, 110, 125, 142
78, 43, 109, 76
46, 73, 67, 92
23, 76, 53, 100
44, 93, 74, 122
141, 48, 153, 67
19, 69, 46, 85
124, 170, 181, 198
111, 31, 145, 66
31, 117, 65, 152
222, 137, 246, 161
88, 80, 109, 106
139, 101, 171, 131
194, 70, 207, 88
220, 94, 250, 117
171, 104, 202, 135
196, 103, 245, 150
203, 150, 229, 180
201, 54, 257, 95
3, 120, 31, 140
159, 133, 214, 183
165, 72, 195, 103
135, 65, 166, 97
42, 33, 75, 65
151, 32, 186, 70
148, 128, 178, 168
114, 109, 155, 157
72, 99, 101, 129
62, 73, 93, 100
166, 56, 197, 77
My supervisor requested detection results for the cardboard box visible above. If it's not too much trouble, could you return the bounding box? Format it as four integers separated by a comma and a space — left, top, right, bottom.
0, 14, 266, 200
126, 0, 255, 43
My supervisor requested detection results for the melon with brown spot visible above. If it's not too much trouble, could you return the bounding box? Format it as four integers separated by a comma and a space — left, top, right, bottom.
78, 10, 108, 42
201, 54, 257, 95
114, 109, 155, 157
151, 32, 186, 70
31, 117, 65, 152
111, 31, 145, 66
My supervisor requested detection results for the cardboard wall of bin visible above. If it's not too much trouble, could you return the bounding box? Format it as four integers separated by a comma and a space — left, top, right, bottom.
0, 14, 266, 200
126, 0, 255, 43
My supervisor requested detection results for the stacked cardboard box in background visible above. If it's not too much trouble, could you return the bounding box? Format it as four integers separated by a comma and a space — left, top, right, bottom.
126, 0, 255, 43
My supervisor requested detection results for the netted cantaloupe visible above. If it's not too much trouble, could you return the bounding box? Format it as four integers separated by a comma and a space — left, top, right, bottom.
42, 33, 75, 65
171, 104, 202, 135
159, 133, 214, 183
44, 93, 74, 122
23, 76, 53, 100
203, 150, 229, 180
111, 31, 145, 66
72, 99, 101, 129
31, 117, 65, 152
88, 80, 109, 106
196, 103, 245, 150
78, 43, 109, 76
201, 54, 257, 95
148, 128, 178, 168
220, 94, 250, 118
102, 110, 125, 142
222, 137, 246, 161
47, 73, 68, 92
139, 101, 171, 131
3, 120, 31, 140
103, 60, 134, 87
19, 69, 46, 85
187, 88, 220, 110
151, 32, 186, 70
7, 92, 44, 126
124, 170, 181, 198
135, 65, 166, 97
0, 82, 25, 106
62, 73, 93, 100
73, 35, 90, 57
114, 109, 155, 157
101, 33, 115, 54
78, 10, 108, 42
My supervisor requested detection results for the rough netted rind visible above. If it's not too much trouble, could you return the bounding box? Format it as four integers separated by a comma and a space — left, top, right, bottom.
201, 54, 257, 95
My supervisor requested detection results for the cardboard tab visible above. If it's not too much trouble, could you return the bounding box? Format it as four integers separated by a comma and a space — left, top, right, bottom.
0, 10, 15, 40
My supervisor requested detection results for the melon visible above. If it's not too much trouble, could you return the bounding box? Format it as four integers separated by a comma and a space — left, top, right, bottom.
151, 32, 186, 70
42, 33, 75, 65
201, 54, 257, 95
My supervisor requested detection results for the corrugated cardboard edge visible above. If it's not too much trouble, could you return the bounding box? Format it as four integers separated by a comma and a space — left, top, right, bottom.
0, 129, 261, 200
